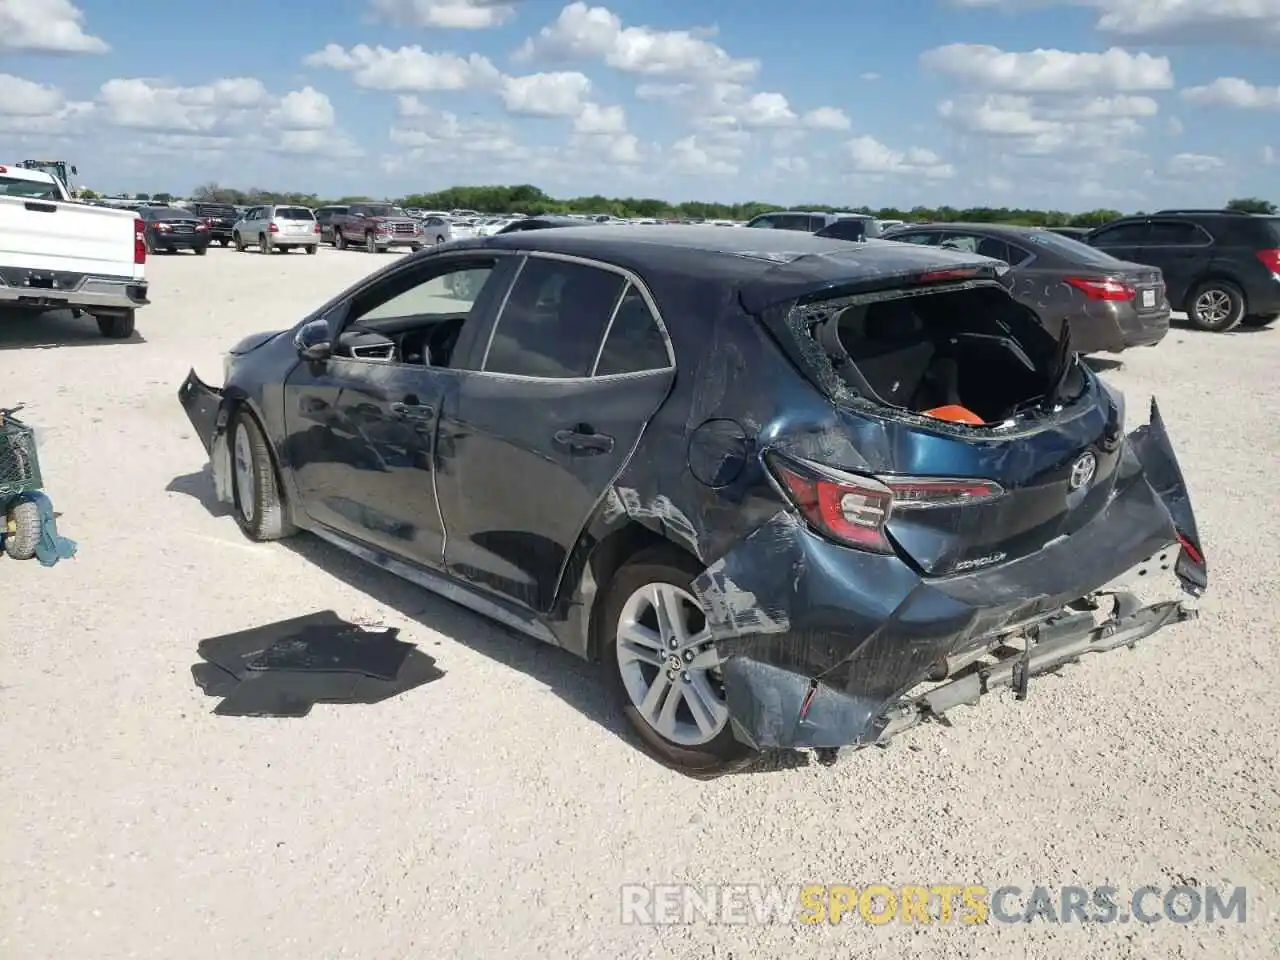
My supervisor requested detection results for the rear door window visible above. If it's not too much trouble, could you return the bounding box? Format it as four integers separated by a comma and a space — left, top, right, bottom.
775, 214, 811, 231
483, 257, 626, 378
593, 285, 671, 376
1090, 222, 1149, 245
1145, 220, 1208, 245
746, 215, 777, 229
888, 232, 941, 245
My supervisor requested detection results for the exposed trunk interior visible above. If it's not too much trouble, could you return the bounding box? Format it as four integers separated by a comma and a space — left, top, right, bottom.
811, 284, 1081, 425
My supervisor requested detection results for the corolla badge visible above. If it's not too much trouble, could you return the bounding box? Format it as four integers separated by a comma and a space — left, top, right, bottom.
1068, 451, 1098, 491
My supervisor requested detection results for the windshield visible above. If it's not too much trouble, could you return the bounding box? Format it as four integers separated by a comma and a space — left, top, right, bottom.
0, 175, 60, 200
274, 206, 315, 220
1023, 230, 1121, 265
148, 207, 192, 220
366, 205, 406, 218
198, 204, 236, 217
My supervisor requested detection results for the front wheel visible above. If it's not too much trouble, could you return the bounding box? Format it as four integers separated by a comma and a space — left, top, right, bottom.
230, 410, 296, 542
3, 499, 41, 560
1188, 281, 1245, 332
365, 232, 378, 253
234, 233, 246, 252
96, 310, 135, 339
601, 547, 755, 778
1242, 313, 1277, 328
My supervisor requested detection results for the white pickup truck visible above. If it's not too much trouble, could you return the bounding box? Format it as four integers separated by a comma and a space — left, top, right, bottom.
0, 163, 148, 338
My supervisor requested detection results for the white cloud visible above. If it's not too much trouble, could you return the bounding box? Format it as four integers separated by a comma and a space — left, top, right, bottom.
574, 101, 626, 134
1181, 77, 1280, 109
366, 0, 515, 29
802, 107, 852, 130
951, 0, 1280, 45
515, 2, 759, 82
735, 92, 796, 127
500, 71, 592, 117
0, 0, 107, 54
938, 93, 1156, 156
268, 87, 336, 130
304, 43, 501, 92
669, 136, 740, 175
98, 77, 271, 132
1264, 145, 1277, 164
1167, 152, 1226, 175
920, 43, 1174, 92
846, 136, 954, 178
0, 74, 66, 117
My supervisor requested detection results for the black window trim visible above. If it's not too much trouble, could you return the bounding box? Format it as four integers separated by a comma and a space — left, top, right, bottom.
476, 250, 676, 382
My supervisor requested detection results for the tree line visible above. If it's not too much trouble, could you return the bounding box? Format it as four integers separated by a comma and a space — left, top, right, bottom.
87, 182, 1280, 224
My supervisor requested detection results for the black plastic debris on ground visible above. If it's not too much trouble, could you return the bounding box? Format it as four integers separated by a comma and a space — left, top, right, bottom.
191, 610, 443, 717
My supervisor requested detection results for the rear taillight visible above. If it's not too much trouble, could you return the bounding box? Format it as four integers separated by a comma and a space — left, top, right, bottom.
765, 451, 1004, 554
268, 222, 279, 233
133, 217, 146, 264
1064, 276, 1135, 301
1256, 249, 1280, 272
196, 223, 209, 232
314, 222, 321, 234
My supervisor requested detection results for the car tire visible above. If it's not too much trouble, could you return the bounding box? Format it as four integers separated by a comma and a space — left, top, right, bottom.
599, 545, 756, 778
221, 238, 230, 247
229, 409, 296, 542
1241, 313, 1278, 328
196, 246, 207, 256
95, 310, 135, 339
1188, 280, 1245, 332
335, 229, 347, 250
306, 244, 317, 255
365, 232, 377, 253
259, 233, 271, 254
410, 243, 422, 252
3, 499, 41, 561
234, 233, 246, 252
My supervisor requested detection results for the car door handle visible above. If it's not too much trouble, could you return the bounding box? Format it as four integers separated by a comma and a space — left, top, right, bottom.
390, 401, 435, 421
554, 428, 614, 454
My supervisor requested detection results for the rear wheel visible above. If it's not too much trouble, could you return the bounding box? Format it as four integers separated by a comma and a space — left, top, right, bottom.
196, 246, 207, 256
601, 546, 754, 778
4, 499, 40, 561
1188, 280, 1245, 332
259, 233, 271, 254
96, 310, 135, 339
306, 244, 317, 255
1242, 313, 1277, 328
230, 410, 295, 542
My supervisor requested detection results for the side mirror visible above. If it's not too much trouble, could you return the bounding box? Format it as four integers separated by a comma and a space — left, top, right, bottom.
71, 166, 78, 175
294, 318, 332, 362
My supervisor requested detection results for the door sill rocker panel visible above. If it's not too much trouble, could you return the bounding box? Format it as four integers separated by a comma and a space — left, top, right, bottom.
308, 526, 559, 645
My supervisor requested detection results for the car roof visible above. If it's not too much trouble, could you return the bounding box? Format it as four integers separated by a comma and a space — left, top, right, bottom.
887, 222, 1058, 237
473, 225, 1001, 311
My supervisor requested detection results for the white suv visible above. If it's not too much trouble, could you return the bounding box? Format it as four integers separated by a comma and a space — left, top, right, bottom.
233, 204, 321, 254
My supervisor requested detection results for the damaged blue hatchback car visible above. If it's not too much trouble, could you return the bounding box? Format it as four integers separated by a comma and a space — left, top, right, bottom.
179, 225, 1207, 777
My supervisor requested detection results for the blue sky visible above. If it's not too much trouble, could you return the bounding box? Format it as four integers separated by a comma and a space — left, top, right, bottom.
2, 0, 1277, 209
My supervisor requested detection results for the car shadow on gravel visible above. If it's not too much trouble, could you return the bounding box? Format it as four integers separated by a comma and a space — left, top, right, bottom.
169, 468, 816, 775
0, 309, 146, 349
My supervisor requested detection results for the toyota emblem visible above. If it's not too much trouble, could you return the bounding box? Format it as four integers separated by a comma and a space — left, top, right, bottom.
1068, 452, 1097, 491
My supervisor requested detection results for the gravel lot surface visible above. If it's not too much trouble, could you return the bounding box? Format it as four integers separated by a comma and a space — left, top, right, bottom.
2, 246, 1277, 960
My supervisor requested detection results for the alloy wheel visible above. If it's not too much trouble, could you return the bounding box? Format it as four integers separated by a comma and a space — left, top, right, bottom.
1195, 289, 1232, 326
233, 425, 256, 524
615, 583, 729, 746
